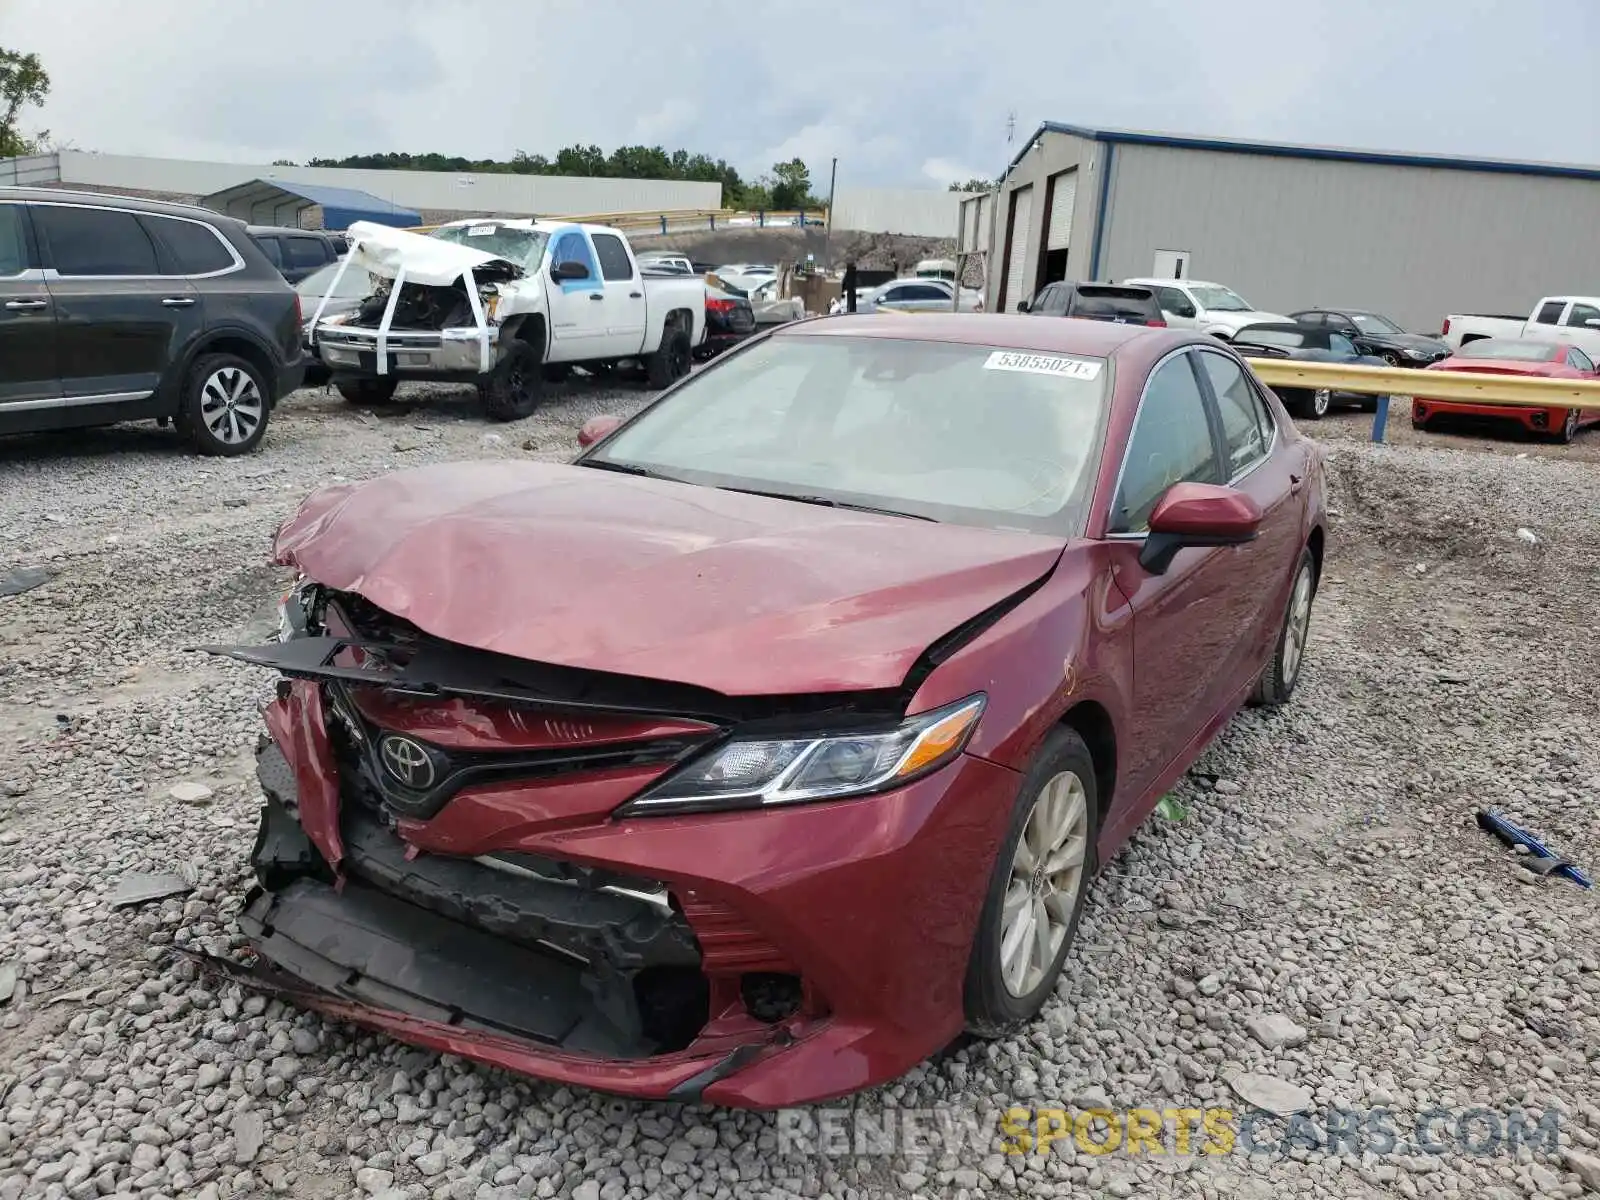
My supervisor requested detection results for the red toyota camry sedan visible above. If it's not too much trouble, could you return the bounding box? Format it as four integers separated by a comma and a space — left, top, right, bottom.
206, 314, 1327, 1108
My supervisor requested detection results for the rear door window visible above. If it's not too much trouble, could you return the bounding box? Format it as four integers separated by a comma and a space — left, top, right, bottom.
1111, 353, 1222, 533
1534, 300, 1567, 325
590, 233, 635, 281
147, 215, 236, 275
34, 204, 159, 276
254, 235, 283, 268
284, 237, 330, 270
1197, 350, 1271, 477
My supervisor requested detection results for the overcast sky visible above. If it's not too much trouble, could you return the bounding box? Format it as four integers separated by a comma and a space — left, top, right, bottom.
4, 0, 1597, 190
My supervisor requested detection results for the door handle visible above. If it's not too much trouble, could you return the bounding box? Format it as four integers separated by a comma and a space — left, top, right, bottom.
588, 293, 604, 301
4, 299, 47, 311
162, 297, 196, 307
1289, 471, 1304, 495
629, 292, 642, 299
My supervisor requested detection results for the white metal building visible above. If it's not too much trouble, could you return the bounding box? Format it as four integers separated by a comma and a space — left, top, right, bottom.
830, 187, 980, 237
0, 150, 722, 220
969, 122, 1600, 331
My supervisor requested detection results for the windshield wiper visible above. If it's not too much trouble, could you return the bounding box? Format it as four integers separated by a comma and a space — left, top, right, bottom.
715, 486, 935, 521
578, 460, 688, 483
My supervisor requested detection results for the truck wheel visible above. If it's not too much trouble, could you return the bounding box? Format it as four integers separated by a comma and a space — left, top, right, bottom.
646, 327, 693, 390
479, 340, 543, 421
335, 377, 399, 406
178, 353, 272, 456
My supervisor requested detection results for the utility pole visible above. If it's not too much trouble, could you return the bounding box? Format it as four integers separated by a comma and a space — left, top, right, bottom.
823, 156, 838, 267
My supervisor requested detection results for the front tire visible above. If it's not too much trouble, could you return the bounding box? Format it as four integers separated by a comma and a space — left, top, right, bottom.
1300, 388, 1331, 420
478, 340, 543, 421
335, 377, 399, 407
1250, 548, 1317, 706
1555, 408, 1580, 444
964, 727, 1098, 1037
646, 326, 693, 389
179, 354, 271, 456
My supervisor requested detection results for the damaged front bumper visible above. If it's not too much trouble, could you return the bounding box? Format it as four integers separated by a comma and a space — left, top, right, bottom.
314, 325, 507, 380
218, 680, 1024, 1108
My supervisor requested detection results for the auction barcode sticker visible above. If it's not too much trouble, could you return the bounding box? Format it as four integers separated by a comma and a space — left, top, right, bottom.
466, 224, 497, 236
983, 351, 1102, 380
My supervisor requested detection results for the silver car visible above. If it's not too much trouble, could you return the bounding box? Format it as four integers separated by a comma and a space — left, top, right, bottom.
832, 277, 983, 315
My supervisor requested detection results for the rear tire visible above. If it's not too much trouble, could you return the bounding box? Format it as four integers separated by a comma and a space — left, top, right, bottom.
1300, 388, 1331, 420
646, 326, 693, 389
1554, 408, 1580, 444
478, 340, 543, 422
335, 377, 399, 407
179, 353, 271, 457
963, 727, 1098, 1038
1250, 548, 1317, 707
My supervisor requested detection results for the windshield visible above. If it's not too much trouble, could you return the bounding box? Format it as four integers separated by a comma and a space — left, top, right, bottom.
1350, 312, 1403, 334
430, 223, 549, 270
1188, 285, 1253, 312
296, 261, 372, 300
1456, 339, 1559, 362
581, 336, 1112, 535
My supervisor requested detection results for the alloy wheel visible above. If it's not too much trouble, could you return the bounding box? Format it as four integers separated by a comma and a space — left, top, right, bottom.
1564, 409, 1579, 442
200, 367, 265, 446
1000, 770, 1090, 997
1312, 388, 1331, 417
1282, 562, 1315, 686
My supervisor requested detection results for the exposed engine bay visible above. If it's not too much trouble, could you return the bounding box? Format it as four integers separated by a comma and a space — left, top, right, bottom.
344, 258, 521, 332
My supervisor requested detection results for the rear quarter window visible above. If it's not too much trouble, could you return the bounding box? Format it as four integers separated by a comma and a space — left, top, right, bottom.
147, 216, 237, 276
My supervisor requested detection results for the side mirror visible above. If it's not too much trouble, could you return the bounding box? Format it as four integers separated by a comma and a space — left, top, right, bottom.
577, 415, 622, 449
1138, 482, 1263, 574
1017, 299, 1031, 313
552, 260, 590, 282
1585, 318, 1600, 328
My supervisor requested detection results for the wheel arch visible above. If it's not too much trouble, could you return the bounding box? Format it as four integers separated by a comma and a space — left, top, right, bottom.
1058, 699, 1117, 828
175, 330, 280, 404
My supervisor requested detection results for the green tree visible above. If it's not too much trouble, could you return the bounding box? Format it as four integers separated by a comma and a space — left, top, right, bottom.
948, 177, 993, 192
0, 47, 50, 158
768, 158, 815, 210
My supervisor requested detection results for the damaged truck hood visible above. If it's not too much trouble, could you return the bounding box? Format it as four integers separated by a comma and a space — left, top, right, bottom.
345, 220, 523, 286
272, 461, 1066, 696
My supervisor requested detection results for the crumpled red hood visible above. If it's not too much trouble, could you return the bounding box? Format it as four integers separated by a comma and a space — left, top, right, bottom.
273, 461, 1065, 696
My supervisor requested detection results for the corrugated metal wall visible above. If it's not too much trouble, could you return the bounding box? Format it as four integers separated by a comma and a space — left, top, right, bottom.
1099, 143, 1600, 332
831, 188, 978, 237
0, 153, 62, 187
48, 151, 721, 217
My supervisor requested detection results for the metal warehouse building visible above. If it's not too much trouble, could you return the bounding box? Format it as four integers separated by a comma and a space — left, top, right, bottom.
964, 122, 1600, 331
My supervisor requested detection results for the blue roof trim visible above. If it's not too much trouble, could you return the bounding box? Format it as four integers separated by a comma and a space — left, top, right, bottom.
1007, 121, 1600, 182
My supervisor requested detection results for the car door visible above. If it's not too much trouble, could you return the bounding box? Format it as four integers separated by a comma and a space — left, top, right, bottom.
32, 201, 203, 405
589, 231, 647, 354
544, 229, 608, 357
1192, 348, 1306, 673
1101, 350, 1240, 814
0, 200, 62, 411
1154, 285, 1198, 329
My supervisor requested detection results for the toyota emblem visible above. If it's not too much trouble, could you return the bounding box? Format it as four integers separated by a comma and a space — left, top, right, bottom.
380, 735, 437, 790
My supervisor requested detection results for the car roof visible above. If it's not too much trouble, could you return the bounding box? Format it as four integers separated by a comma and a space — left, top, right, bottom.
777, 312, 1181, 356
247, 224, 331, 237
0, 185, 244, 227
1122, 277, 1225, 288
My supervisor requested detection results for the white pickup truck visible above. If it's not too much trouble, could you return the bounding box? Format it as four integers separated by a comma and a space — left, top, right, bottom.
1441, 296, 1600, 357
306, 218, 707, 420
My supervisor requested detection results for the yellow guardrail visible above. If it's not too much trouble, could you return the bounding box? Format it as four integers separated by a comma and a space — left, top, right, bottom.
1245, 358, 1600, 411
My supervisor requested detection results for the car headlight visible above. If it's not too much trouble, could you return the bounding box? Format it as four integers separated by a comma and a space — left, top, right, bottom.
618, 694, 986, 816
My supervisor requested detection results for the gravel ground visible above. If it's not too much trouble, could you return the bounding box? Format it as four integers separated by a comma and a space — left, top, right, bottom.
0, 382, 1597, 1200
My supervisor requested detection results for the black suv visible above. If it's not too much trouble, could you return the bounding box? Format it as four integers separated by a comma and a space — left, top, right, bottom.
248, 225, 345, 284
0, 188, 305, 455
1020, 281, 1167, 326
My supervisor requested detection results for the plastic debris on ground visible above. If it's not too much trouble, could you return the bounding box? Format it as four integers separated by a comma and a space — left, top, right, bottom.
1475, 808, 1592, 888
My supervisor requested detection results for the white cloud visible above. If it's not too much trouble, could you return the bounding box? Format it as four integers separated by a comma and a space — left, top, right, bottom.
3, 0, 1595, 190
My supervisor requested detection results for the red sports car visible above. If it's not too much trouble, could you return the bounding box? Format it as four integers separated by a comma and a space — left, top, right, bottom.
205, 314, 1327, 1108
1412, 338, 1600, 442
